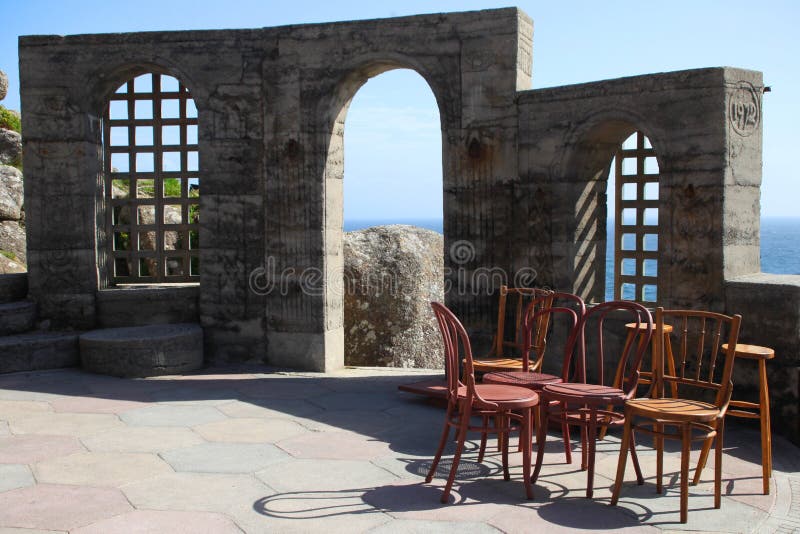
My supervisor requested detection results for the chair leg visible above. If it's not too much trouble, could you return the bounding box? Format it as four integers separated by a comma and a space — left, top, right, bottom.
477, 415, 489, 463
610, 413, 632, 506
532, 401, 548, 483
680, 423, 691, 523
629, 428, 644, 485
715, 418, 724, 509
426, 405, 453, 483
522, 408, 534, 499
655, 421, 664, 494
586, 410, 598, 498
580, 411, 588, 471
442, 402, 472, 504
501, 413, 511, 481
561, 402, 572, 464
693, 435, 713, 486
759, 358, 772, 495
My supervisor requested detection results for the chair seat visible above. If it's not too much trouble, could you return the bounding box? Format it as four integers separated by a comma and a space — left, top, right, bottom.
482, 371, 562, 390
472, 357, 524, 372
626, 397, 720, 423
458, 384, 539, 410
542, 383, 627, 404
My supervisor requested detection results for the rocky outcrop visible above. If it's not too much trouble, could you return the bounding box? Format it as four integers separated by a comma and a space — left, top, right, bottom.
344, 225, 444, 368
0, 70, 24, 269
0, 130, 21, 167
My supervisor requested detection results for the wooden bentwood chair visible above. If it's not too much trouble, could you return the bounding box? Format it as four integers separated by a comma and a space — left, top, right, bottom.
610, 307, 741, 523
482, 292, 586, 464
426, 302, 539, 503
532, 300, 653, 498
472, 286, 554, 373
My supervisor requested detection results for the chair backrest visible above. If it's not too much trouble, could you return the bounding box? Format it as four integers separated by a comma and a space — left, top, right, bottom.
430, 302, 485, 409
521, 292, 586, 376
653, 308, 741, 408
489, 286, 553, 359
565, 300, 653, 397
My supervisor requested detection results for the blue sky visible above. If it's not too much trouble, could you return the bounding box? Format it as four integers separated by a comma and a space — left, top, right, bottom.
1, 1, 798, 218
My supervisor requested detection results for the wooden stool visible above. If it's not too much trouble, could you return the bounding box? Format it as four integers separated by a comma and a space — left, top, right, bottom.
722, 343, 774, 495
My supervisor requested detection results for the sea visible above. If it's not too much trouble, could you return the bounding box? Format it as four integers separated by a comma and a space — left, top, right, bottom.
344, 217, 799, 298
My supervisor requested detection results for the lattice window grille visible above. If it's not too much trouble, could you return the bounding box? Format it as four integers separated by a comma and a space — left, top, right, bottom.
104, 73, 199, 284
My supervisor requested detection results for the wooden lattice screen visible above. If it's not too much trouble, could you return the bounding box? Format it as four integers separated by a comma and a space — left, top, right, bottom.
613, 132, 660, 303
104, 73, 199, 284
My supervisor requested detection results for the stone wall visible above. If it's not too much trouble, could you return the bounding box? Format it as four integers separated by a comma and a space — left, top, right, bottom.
16, 8, 799, 441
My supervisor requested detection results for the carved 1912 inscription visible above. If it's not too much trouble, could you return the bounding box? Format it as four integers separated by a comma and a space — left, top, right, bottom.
729, 82, 760, 136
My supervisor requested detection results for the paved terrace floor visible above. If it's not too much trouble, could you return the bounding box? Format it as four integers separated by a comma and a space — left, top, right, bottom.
0, 366, 797, 533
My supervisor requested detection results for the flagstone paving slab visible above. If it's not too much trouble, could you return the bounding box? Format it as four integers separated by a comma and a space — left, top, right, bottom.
0, 484, 132, 531
277, 430, 393, 460
0, 465, 34, 493
119, 404, 227, 427
0, 435, 84, 464
8, 412, 124, 437
70, 509, 243, 534
0, 367, 795, 533
121, 472, 274, 512
33, 451, 173, 487
256, 458, 398, 493
194, 417, 308, 443
48, 396, 146, 414
81, 426, 204, 452
161, 442, 290, 473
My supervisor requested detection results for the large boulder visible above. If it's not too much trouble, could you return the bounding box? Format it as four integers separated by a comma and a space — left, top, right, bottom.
0, 70, 7, 101
0, 166, 23, 220
0, 221, 26, 264
344, 225, 444, 368
0, 129, 21, 166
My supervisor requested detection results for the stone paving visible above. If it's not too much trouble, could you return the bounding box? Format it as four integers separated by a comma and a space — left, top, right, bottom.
0, 366, 797, 533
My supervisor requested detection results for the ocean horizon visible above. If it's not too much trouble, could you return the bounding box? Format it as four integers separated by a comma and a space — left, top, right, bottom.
344, 217, 800, 282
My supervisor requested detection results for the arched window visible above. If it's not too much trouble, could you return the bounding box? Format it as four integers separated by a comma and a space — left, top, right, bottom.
103, 73, 199, 284
608, 131, 660, 303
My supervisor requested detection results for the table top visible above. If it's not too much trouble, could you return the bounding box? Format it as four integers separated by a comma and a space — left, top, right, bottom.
625, 322, 672, 334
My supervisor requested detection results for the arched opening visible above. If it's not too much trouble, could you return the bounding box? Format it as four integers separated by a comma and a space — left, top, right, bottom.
605, 131, 661, 303
340, 68, 444, 367
102, 72, 200, 285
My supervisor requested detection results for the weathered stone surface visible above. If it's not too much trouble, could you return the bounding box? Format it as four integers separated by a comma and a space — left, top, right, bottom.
0, 332, 79, 374
79, 323, 203, 378
0, 131, 21, 166
343, 225, 443, 368
0, 166, 23, 221
0, 70, 7, 101
0, 301, 36, 336
0, 273, 27, 303
0, 221, 26, 265
96, 286, 199, 328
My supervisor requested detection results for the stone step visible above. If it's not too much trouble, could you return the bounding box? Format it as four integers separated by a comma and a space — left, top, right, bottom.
0, 332, 79, 374
0, 273, 28, 303
80, 323, 203, 378
0, 300, 36, 336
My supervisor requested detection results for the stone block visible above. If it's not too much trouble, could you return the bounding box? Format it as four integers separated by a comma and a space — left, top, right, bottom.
0, 273, 28, 302
0, 332, 79, 374
0, 300, 36, 335
80, 323, 203, 378
96, 286, 199, 328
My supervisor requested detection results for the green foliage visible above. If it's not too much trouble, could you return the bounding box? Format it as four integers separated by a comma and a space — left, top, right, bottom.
0, 250, 17, 261
0, 105, 20, 133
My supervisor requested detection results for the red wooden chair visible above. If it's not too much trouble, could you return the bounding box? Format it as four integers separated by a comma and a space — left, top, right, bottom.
426, 302, 540, 503
482, 292, 586, 464
532, 300, 653, 498
610, 307, 741, 523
